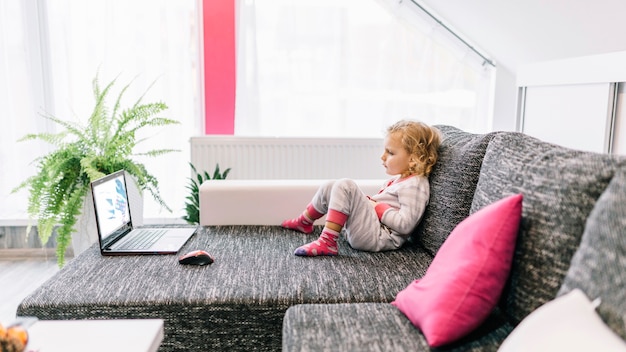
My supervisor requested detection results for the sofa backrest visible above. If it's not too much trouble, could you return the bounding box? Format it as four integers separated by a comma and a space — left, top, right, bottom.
413, 125, 499, 256
557, 167, 626, 341
471, 132, 624, 324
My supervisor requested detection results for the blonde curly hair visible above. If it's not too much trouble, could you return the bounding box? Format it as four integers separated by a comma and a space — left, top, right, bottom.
387, 120, 441, 177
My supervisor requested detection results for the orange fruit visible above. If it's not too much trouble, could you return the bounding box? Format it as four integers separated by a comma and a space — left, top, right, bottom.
7, 326, 29, 346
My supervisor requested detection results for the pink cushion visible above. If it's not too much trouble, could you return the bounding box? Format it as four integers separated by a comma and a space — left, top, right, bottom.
392, 193, 523, 347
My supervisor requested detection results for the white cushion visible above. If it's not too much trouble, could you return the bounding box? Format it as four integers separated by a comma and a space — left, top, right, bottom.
498, 289, 626, 352
199, 179, 384, 226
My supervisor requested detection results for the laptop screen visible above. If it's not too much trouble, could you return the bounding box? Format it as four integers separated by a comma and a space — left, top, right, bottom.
91, 171, 132, 244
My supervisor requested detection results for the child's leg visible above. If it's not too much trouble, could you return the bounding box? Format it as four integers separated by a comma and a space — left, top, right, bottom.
294, 210, 347, 256
295, 178, 369, 257
281, 204, 323, 234
344, 205, 396, 252
282, 180, 335, 234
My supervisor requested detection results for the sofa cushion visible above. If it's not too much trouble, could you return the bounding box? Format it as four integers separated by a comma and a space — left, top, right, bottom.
471, 132, 623, 324
392, 193, 522, 347
282, 303, 514, 352
283, 303, 430, 351
557, 168, 626, 341
414, 125, 498, 256
498, 289, 626, 352
17, 225, 434, 351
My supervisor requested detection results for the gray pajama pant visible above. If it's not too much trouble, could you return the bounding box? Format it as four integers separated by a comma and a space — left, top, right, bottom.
310, 178, 405, 252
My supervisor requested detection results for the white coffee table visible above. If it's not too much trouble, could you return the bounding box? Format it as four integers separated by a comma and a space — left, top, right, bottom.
24, 319, 164, 352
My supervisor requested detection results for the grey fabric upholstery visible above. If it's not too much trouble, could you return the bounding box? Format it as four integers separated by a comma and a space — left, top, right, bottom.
19, 127, 626, 351
414, 125, 498, 256
282, 303, 514, 352
283, 303, 430, 352
18, 225, 433, 351
558, 168, 626, 340
470, 132, 623, 324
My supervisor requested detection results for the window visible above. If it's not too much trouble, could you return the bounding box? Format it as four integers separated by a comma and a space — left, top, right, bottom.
1, 1, 202, 222
1, 0, 493, 223
235, 0, 494, 137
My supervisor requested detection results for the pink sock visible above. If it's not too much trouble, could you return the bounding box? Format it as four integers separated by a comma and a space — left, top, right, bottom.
326, 209, 348, 227
281, 204, 323, 234
294, 228, 339, 257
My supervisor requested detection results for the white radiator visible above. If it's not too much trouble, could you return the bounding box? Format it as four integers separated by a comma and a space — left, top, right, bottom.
190, 136, 388, 180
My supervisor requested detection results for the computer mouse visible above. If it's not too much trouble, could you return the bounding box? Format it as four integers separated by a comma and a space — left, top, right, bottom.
178, 250, 214, 266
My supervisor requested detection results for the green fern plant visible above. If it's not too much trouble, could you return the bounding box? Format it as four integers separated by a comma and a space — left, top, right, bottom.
13, 74, 180, 267
183, 163, 231, 225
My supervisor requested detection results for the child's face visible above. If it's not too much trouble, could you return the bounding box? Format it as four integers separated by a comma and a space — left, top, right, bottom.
381, 132, 412, 176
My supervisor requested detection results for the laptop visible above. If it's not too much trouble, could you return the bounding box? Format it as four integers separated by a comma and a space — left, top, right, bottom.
90, 170, 196, 255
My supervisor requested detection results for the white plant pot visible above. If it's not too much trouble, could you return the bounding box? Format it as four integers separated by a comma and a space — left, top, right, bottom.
71, 172, 144, 257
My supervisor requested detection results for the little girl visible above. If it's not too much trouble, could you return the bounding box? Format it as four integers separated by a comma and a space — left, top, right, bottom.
282, 120, 441, 256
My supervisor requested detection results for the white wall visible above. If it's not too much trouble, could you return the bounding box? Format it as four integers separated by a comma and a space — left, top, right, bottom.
517, 51, 626, 87
491, 67, 517, 131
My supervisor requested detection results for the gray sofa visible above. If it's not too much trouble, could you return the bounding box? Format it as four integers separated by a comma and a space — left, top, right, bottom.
17, 126, 626, 351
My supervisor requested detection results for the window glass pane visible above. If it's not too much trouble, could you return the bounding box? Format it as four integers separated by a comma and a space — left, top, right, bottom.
235, 0, 494, 137
2, 1, 203, 222
44, 0, 203, 220
0, 1, 52, 222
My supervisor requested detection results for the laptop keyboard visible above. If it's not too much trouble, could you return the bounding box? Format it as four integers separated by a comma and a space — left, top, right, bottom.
116, 229, 168, 250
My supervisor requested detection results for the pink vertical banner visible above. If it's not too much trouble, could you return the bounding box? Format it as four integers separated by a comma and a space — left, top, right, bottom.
203, 0, 236, 134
